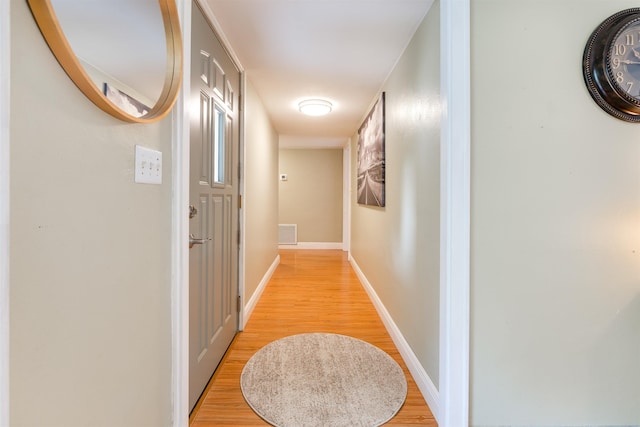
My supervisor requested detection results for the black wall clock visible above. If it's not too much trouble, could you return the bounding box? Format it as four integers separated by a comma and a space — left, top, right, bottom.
584, 8, 640, 122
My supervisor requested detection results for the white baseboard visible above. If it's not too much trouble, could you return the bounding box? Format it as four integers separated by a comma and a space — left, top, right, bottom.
349, 256, 440, 421
278, 242, 343, 250
242, 254, 280, 329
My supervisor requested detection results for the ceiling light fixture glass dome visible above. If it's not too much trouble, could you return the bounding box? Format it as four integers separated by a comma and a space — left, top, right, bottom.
298, 99, 332, 116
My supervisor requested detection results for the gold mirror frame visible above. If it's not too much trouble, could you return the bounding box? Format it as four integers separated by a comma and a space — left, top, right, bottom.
26, 0, 183, 123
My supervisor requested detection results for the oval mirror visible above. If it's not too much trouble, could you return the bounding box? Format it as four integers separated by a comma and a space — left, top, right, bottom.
26, 0, 183, 123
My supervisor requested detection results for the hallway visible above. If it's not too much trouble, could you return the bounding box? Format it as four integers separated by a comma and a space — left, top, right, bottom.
189, 250, 437, 426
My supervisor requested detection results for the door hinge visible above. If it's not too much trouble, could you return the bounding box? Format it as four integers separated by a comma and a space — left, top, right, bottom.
237, 229, 241, 245
237, 295, 242, 313
238, 194, 242, 209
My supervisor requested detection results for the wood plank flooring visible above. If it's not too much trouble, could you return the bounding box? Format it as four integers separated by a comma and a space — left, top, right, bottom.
189, 249, 438, 426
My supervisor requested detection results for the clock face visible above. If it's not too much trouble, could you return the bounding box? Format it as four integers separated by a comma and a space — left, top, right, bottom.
608, 19, 640, 101
583, 8, 640, 122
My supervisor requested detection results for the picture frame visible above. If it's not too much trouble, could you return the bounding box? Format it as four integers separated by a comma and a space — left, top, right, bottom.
357, 92, 385, 207
103, 83, 150, 118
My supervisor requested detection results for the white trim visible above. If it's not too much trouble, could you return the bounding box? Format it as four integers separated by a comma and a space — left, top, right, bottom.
242, 255, 280, 329
439, 0, 471, 426
278, 242, 343, 250
0, 0, 10, 424
349, 257, 440, 418
171, 0, 191, 426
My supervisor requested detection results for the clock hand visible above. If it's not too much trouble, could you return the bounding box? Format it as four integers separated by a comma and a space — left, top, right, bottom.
633, 47, 640, 59
620, 59, 640, 65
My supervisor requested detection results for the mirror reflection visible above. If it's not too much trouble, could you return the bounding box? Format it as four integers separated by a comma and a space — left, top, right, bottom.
51, 0, 167, 117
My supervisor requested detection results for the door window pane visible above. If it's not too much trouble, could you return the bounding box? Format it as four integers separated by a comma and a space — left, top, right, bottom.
213, 104, 225, 186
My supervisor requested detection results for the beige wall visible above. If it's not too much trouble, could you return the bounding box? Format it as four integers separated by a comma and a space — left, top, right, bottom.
471, 0, 640, 424
350, 1, 440, 387
279, 148, 343, 243
243, 79, 280, 301
10, 1, 172, 425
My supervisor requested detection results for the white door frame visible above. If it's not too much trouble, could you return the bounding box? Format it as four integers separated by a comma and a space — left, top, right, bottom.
439, 0, 471, 425
171, 0, 191, 425
1, 0, 11, 424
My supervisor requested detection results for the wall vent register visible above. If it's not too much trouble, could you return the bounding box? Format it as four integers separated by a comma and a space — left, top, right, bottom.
278, 224, 297, 245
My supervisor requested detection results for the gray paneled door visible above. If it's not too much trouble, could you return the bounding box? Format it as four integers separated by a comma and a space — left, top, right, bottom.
189, 1, 240, 411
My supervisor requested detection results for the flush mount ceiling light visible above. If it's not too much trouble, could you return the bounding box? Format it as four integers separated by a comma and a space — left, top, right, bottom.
298, 99, 332, 116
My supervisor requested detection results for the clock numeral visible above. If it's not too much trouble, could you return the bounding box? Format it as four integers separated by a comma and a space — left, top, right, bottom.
615, 44, 627, 56
626, 33, 635, 45
616, 71, 624, 84
627, 82, 634, 93
613, 57, 621, 69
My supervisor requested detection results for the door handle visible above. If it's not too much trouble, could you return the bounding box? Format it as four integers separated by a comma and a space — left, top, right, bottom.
189, 233, 211, 249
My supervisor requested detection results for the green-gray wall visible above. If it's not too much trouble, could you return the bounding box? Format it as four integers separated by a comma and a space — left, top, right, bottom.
279, 148, 343, 244
244, 78, 280, 301
471, 0, 640, 424
350, 1, 440, 388
10, 0, 172, 425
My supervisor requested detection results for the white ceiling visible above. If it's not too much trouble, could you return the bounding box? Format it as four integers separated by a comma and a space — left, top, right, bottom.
203, 0, 434, 148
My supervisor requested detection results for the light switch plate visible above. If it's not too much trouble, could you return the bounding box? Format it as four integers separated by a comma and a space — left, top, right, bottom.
135, 145, 162, 184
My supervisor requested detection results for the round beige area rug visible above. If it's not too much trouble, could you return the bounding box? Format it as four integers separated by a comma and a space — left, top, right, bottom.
240, 333, 407, 427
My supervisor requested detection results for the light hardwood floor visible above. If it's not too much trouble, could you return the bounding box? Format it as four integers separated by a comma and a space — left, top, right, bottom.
189, 249, 438, 426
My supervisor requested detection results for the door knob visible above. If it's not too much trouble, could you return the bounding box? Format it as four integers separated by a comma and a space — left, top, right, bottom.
189, 205, 198, 219
189, 233, 211, 249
